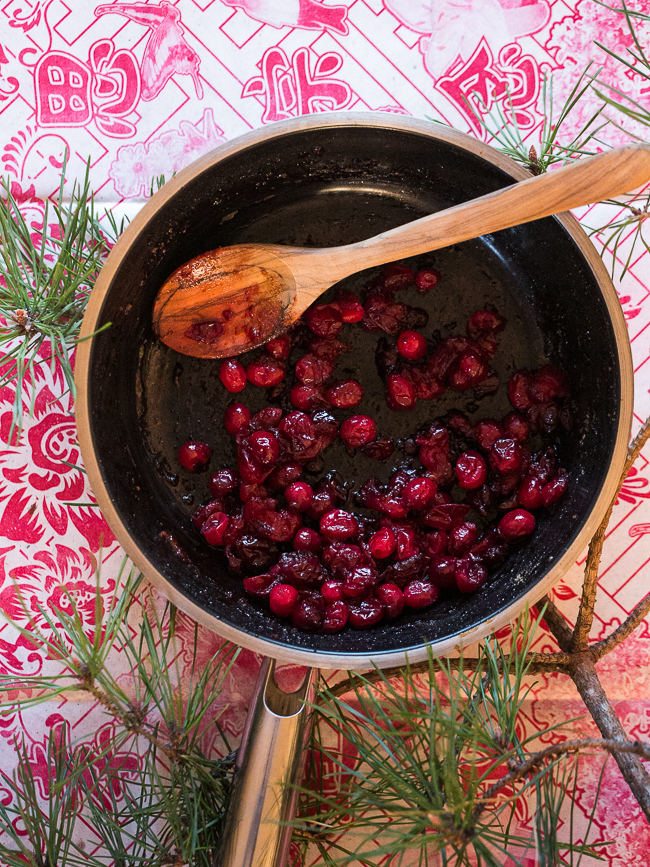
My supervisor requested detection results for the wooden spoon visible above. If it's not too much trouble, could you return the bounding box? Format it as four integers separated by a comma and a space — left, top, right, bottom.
152, 144, 650, 359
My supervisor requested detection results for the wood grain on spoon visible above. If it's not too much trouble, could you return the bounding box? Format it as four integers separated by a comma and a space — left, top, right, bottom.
153, 143, 650, 359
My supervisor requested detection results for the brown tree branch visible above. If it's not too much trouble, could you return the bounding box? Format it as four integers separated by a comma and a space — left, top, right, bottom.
572, 416, 650, 651
537, 594, 573, 651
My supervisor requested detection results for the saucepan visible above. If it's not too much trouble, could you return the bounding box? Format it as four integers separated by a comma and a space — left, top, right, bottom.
75, 113, 632, 866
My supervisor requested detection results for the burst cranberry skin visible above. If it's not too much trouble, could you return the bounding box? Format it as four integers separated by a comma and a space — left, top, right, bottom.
209, 468, 239, 496
307, 303, 343, 337
265, 335, 291, 360
322, 601, 350, 633
293, 528, 323, 553
320, 509, 359, 541
395, 527, 418, 560
518, 475, 543, 509
447, 521, 478, 557
224, 403, 251, 435
246, 356, 286, 387
336, 290, 365, 322
326, 379, 364, 408
285, 481, 313, 512
291, 596, 326, 632
340, 415, 376, 448
267, 462, 302, 490
475, 420, 503, 450
490, 438, 522, 472
498, 508, 536, 541
219, 358, 247, 392
178, 441, 212, 472
456, 555, 488, 593
415, 268, 440, 293
363, 437, 395, 461
503, 411, 529, 442
246, 431, 280, 465
192, 498, 224, 530
467, 309, 506, 339
386, 373, 416, 410
294, 354, 334, 386
269, 583, 300, 617
456, 451, 488, 490
429, 556, 459, 588
397, 330, 427, 361
290, 384, 324, 411
403, 580, 440, 609
243, 573, 278, 598
347, 597, 385, 629
201, 511, 229, 545
377, 583, 405, 618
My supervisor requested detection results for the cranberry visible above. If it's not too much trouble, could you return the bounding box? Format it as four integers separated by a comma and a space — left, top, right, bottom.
267, 462, 302, 490
456, 451, 487, 490
178, 441, 212, 472
456, 555, 488, 593
265, 335, 291, 360
508, 371, 533, 410
377, 583, 405, 618
401, 477, 436, 511
192, 498, 225, 530
250, 407, 283, 430
474, 419, 503, 450
369, 527, 396, 559
322, 601, 350, 633
246, 431, 280, 465
421, 503, 470, 531
246, 355, 286, 387
347, 597, 385, 629
386, 373, 416, 410
276, 552, 322, 587
422, 529, 447, 560
342, 566, 376, 599
219, 358, 247, 393
278, 412, 316, 458
418, 449, 453, 485
269, 583, 300, 617
289, 384, 323, 411
395, 527, 419, 560
381, 262, 415, 292
518, 475, 543, 509
490, 438, 522, 472
363, 293, 407, 334
239, 482, 266, 502
224, 403, 251, 435
498, 508, 536, 541
404, 580, 440, 609
291, 596, 326, 632
340, 415, 376, 448
200, 511, 229, 545
452, 349, 487, 388
405, 366, 444, 400
185, 320, 223, 344
322, 579, 344, 603
397, 330, 427, 361
310, 337, 350, 359
467, 309, 506, 339
336, 289, 364, 322
243, 573, 278, 598
238, 448, 268, 484
285, 481, 313, 512
322, 542, 365, 578
363, 437, 395, 460
429, 556, 459, 589
294, 354, 334, 386
320, 509, 359, 541
530, 366, 567, 403
447, 521, 478, 557
415, 268, 440, 293
326, 379, 364, 408
293, 528, 323, 553
306, 304, 343, 337
542, 470, 568, 507
503, 411, 529, 442
209, 468, 239, 496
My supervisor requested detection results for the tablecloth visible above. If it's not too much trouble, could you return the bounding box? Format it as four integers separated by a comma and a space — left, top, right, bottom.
2, 0, 650, 864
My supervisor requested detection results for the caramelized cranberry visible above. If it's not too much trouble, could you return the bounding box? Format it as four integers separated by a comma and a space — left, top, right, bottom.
455, 451, 487, 489
369, 527, 396, 559
530, 366, 567, 403
276, 551, 322, 587
456, 555, 487, 593
239, 482, 266, 502
326, 379, 364, 408
294, 354, 334, 386
322, 579, 344, 603
246, 356, 286, 387
397, 330, 427, 361
381, 262, 415, 292
542, 470, 568, 506
291, 596, 326, 632
402, 477, 437, 510
490, 438, 522, 472
322, 601, 349, 633
508, 371, 533, 410
377, 583, 405, 618
415, 268, 440, 293
269, 584, 299, 617
247, 431, 280, 465
395, 527, 419, 560
219, 358, 246, 392
429, 556, 459, 588
421, 503, 470, 530
306, 304, 343, 337
404, 580, 439, 609
285, 481, 313, 512
178, 441, 212, 472
224, 403, 251, 435
386, 373, 416, 410
498, 508, 536, 541
250, 407, 283, 430
340, 415, 376, 448
243, 573, 278, 598
474, 419, 503, 450
518, 475, 543, 509
192, 498, 225, 530
201, 511, 229, 545
336, 289, 365, 322
342, 566, 376, 598
265, 335, 291, 360
293, 528, 323, 553
320, 509, 359, 541
503, 411, 529, 442
347, 597, 385, 628
267, 462, 302, 490
466, 309, 506, 339
363, 437, 395, 460
209, 468, 239, 496
290, 384, 325, 411
447, 521, 478, 556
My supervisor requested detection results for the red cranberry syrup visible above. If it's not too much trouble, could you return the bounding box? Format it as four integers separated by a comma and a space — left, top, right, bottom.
181, 263, 571, 634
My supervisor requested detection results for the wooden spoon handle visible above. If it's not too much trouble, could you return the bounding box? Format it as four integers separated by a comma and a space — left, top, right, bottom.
337, 143, 650, 273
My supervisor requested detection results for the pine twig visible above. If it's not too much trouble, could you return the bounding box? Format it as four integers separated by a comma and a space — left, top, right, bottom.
592, 589, 650, 659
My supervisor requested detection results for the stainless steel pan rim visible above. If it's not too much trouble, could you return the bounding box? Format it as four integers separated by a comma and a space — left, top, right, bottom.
75, 111, 633, 669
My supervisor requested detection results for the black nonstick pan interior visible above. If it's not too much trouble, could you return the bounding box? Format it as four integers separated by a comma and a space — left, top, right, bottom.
77, 115, 631, 666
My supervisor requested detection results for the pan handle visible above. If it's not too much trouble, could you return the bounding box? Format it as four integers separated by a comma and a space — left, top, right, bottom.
217, 659, 317, 867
